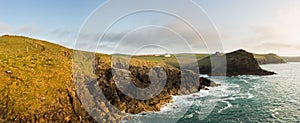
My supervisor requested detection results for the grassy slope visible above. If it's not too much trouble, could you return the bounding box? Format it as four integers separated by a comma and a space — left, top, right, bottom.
0, 35, 167, 121
135, 53, 287, 67
254, 53, 286, 64
0, 35, 292, 120
0, 35, 73, 120
133, 54, 209, 68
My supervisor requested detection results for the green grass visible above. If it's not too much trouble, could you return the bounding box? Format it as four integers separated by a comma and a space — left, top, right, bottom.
0, 35, 171, 120
0, 35, 73, 119
133, 53, 209, 68
0, 35, 211, 120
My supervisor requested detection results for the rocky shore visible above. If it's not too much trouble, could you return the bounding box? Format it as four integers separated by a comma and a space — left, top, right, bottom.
95, 57, 219, 114
1, 36, 279, 123
0, 35, 220, 123
70, 55, 220, 122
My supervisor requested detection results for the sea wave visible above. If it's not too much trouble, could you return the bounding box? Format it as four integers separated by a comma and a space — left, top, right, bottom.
129, 76, 245, 122
218, 100, 232, 113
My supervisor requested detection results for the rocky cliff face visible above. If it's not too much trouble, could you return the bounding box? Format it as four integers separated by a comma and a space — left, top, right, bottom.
0, 35, 220, 123
69, 55, 219, 123
93, 58, 217, 115
254, 53, 286, 65
196, 49, 276, 76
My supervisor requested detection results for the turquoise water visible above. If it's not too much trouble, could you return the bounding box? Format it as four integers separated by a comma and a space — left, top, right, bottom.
129, 62, 300, 123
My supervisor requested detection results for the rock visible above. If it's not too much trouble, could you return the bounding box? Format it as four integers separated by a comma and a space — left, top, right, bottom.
64, 116, 71, 122
102, 106, 110, 114
0, 35, 221, 123
195, 49, 276, 76
96, 60, 219, 115
210, 81, 221, 87
5, 70, 12, 74
199, 77, 212, 86
40, 97, 46, 101
198, 85, 208, 90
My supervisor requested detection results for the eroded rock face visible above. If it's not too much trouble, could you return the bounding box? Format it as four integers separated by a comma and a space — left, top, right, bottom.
95, 62, 217, 115
0, 36, 219, 123
3, 62, 218, 123
197, 49, 276, 76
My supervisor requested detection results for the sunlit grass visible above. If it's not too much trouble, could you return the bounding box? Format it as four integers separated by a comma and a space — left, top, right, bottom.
0, 35, 73, 119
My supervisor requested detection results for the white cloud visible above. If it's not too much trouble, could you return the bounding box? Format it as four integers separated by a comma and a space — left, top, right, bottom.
243, 4, 300, 55
97, 20, 224, 54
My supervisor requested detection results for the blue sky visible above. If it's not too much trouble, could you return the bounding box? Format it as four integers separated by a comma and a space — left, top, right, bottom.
1, 0, 299, 56
0, 0, 104, 46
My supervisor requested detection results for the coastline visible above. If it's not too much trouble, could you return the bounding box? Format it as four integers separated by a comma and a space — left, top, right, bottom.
1, 35, 297, 122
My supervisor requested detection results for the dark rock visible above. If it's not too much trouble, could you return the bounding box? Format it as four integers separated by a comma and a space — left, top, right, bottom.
95, 61, 219, 115
195, 49, 276, 76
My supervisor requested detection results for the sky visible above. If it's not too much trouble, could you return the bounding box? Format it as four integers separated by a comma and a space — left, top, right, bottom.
0, 0, 299, 56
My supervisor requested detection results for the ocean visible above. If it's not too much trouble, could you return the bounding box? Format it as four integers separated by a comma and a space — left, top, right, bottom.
128, 62, 300, 123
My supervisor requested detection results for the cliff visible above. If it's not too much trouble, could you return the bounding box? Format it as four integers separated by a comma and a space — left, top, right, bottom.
195, 49, 276, 76
0, 35, 95, 122
92, 57, 218, 114
254, 53, 286, 64
0, 35, 218, 122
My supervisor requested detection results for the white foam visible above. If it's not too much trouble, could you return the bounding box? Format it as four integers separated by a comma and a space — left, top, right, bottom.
289, 99, 299, 104
270, 108, 281, 119
131, 77, 240, 122
225, 97, 236, 101
248, 93, 254, 99
234, 91, 254, 99
218, 100, 232, 113
133, 85, 225, 121
184, 113, 194, 118
200, 74, 209, 78
241, 79, 249, 83
271, 113, 279, 119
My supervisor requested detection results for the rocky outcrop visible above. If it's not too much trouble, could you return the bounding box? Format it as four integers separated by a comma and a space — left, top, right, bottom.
94, 61, 218, 115
254, 53, 286, 64
67, 55, 220, 123
195, 49, 276, 76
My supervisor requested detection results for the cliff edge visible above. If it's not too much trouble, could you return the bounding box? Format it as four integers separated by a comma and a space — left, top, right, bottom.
0, 35, 218, 122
